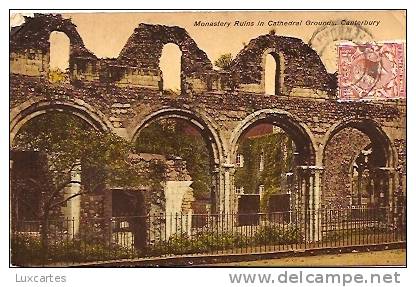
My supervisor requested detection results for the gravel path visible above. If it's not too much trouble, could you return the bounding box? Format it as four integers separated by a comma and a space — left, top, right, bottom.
207, 249, 406, 266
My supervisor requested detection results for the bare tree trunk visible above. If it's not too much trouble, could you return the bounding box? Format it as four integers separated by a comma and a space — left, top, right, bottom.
40, 214, 49, 265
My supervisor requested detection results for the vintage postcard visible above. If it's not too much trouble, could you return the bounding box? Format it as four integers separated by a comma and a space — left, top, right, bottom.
9, 10, 406, 268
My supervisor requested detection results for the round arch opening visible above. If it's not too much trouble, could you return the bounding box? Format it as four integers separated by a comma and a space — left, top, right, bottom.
10, 110, 110, 228
230, 110, 317, 217
10, 101, 111, 145
322, 119, 396, 209
132, 109, 223, 214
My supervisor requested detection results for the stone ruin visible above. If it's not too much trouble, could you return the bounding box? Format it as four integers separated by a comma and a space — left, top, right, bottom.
10, 14, 406, 243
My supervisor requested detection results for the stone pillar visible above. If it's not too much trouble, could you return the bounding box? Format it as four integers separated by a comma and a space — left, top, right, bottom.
295, 166, 307, 242
221, 163, 235, 214
311, 167, 324, 242
62, 160, 81, 238
164, 180, 193, 238
297, 165, 324, 242
211, 166, 220, 214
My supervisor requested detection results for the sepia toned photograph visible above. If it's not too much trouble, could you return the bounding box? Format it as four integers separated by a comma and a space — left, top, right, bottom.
9, 10, 406, 267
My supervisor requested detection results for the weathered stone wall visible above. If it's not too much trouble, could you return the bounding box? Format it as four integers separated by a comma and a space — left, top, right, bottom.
393, 139, 406, 197
9, 74, 404, 136
10, 14, 91, 55
10, 14, 339, 95
80, 192, 110, 220
75, 153, 195, 243
118, 23, 213, 86
10, 14, 96, 79
10, 50, 49, 77
127, 153, 195, 240
229, 34, 337, 95
10, 80, 406, 213
10, 14, 406, 214
78, 190, 112, 241
322, 128, 371, 208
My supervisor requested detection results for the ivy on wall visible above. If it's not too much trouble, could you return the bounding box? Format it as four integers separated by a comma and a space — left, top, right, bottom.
234, 131, 295, 211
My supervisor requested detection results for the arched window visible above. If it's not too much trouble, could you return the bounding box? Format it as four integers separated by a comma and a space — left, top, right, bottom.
264, 53, 281, 95
49, 31, 70, 72
160, 43, 182, 93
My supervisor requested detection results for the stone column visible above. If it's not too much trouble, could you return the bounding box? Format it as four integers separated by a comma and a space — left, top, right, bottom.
62, 160, 81, 238
211, 166, 220, 214
295, 166, 308, 242
221, 163, 235, 214
164, 180, 193, 238
311, 167, 324, 242
297, 165, 324, 242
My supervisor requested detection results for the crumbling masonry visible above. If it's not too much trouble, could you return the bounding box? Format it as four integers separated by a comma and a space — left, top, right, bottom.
10, 14, 406, 225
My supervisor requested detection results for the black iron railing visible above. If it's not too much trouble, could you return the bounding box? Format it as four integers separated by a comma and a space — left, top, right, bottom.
11, 206, 406, 266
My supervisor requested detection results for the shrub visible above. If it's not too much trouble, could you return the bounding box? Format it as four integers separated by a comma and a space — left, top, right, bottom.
11, 234, 136, 266
12, 224, 303, 265
48, 69, 68, 83
144, 225, 302, 257
145, 231, 246, 257
254, 224, 302, 245
11, 234, 43, 266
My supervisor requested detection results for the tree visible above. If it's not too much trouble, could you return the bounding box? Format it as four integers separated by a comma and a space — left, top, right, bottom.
11, 112, 144, 262
135, 119, 211, 200
214, 53, 233, 70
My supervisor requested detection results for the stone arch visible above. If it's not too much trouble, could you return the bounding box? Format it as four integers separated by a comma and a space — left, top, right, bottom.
321, 118, 397, 208
322, 118, 397, 168
131, 108, 225, 212
10, 98, 113, 144
230, 109, 318, 166
131, 108, 224, 166
229, 109, 319, 215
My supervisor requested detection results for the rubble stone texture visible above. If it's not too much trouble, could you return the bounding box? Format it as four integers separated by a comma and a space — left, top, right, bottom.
10, 14, 406, 215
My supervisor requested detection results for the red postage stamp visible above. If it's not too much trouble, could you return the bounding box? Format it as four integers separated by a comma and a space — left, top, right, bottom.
338, 42, 405, 101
